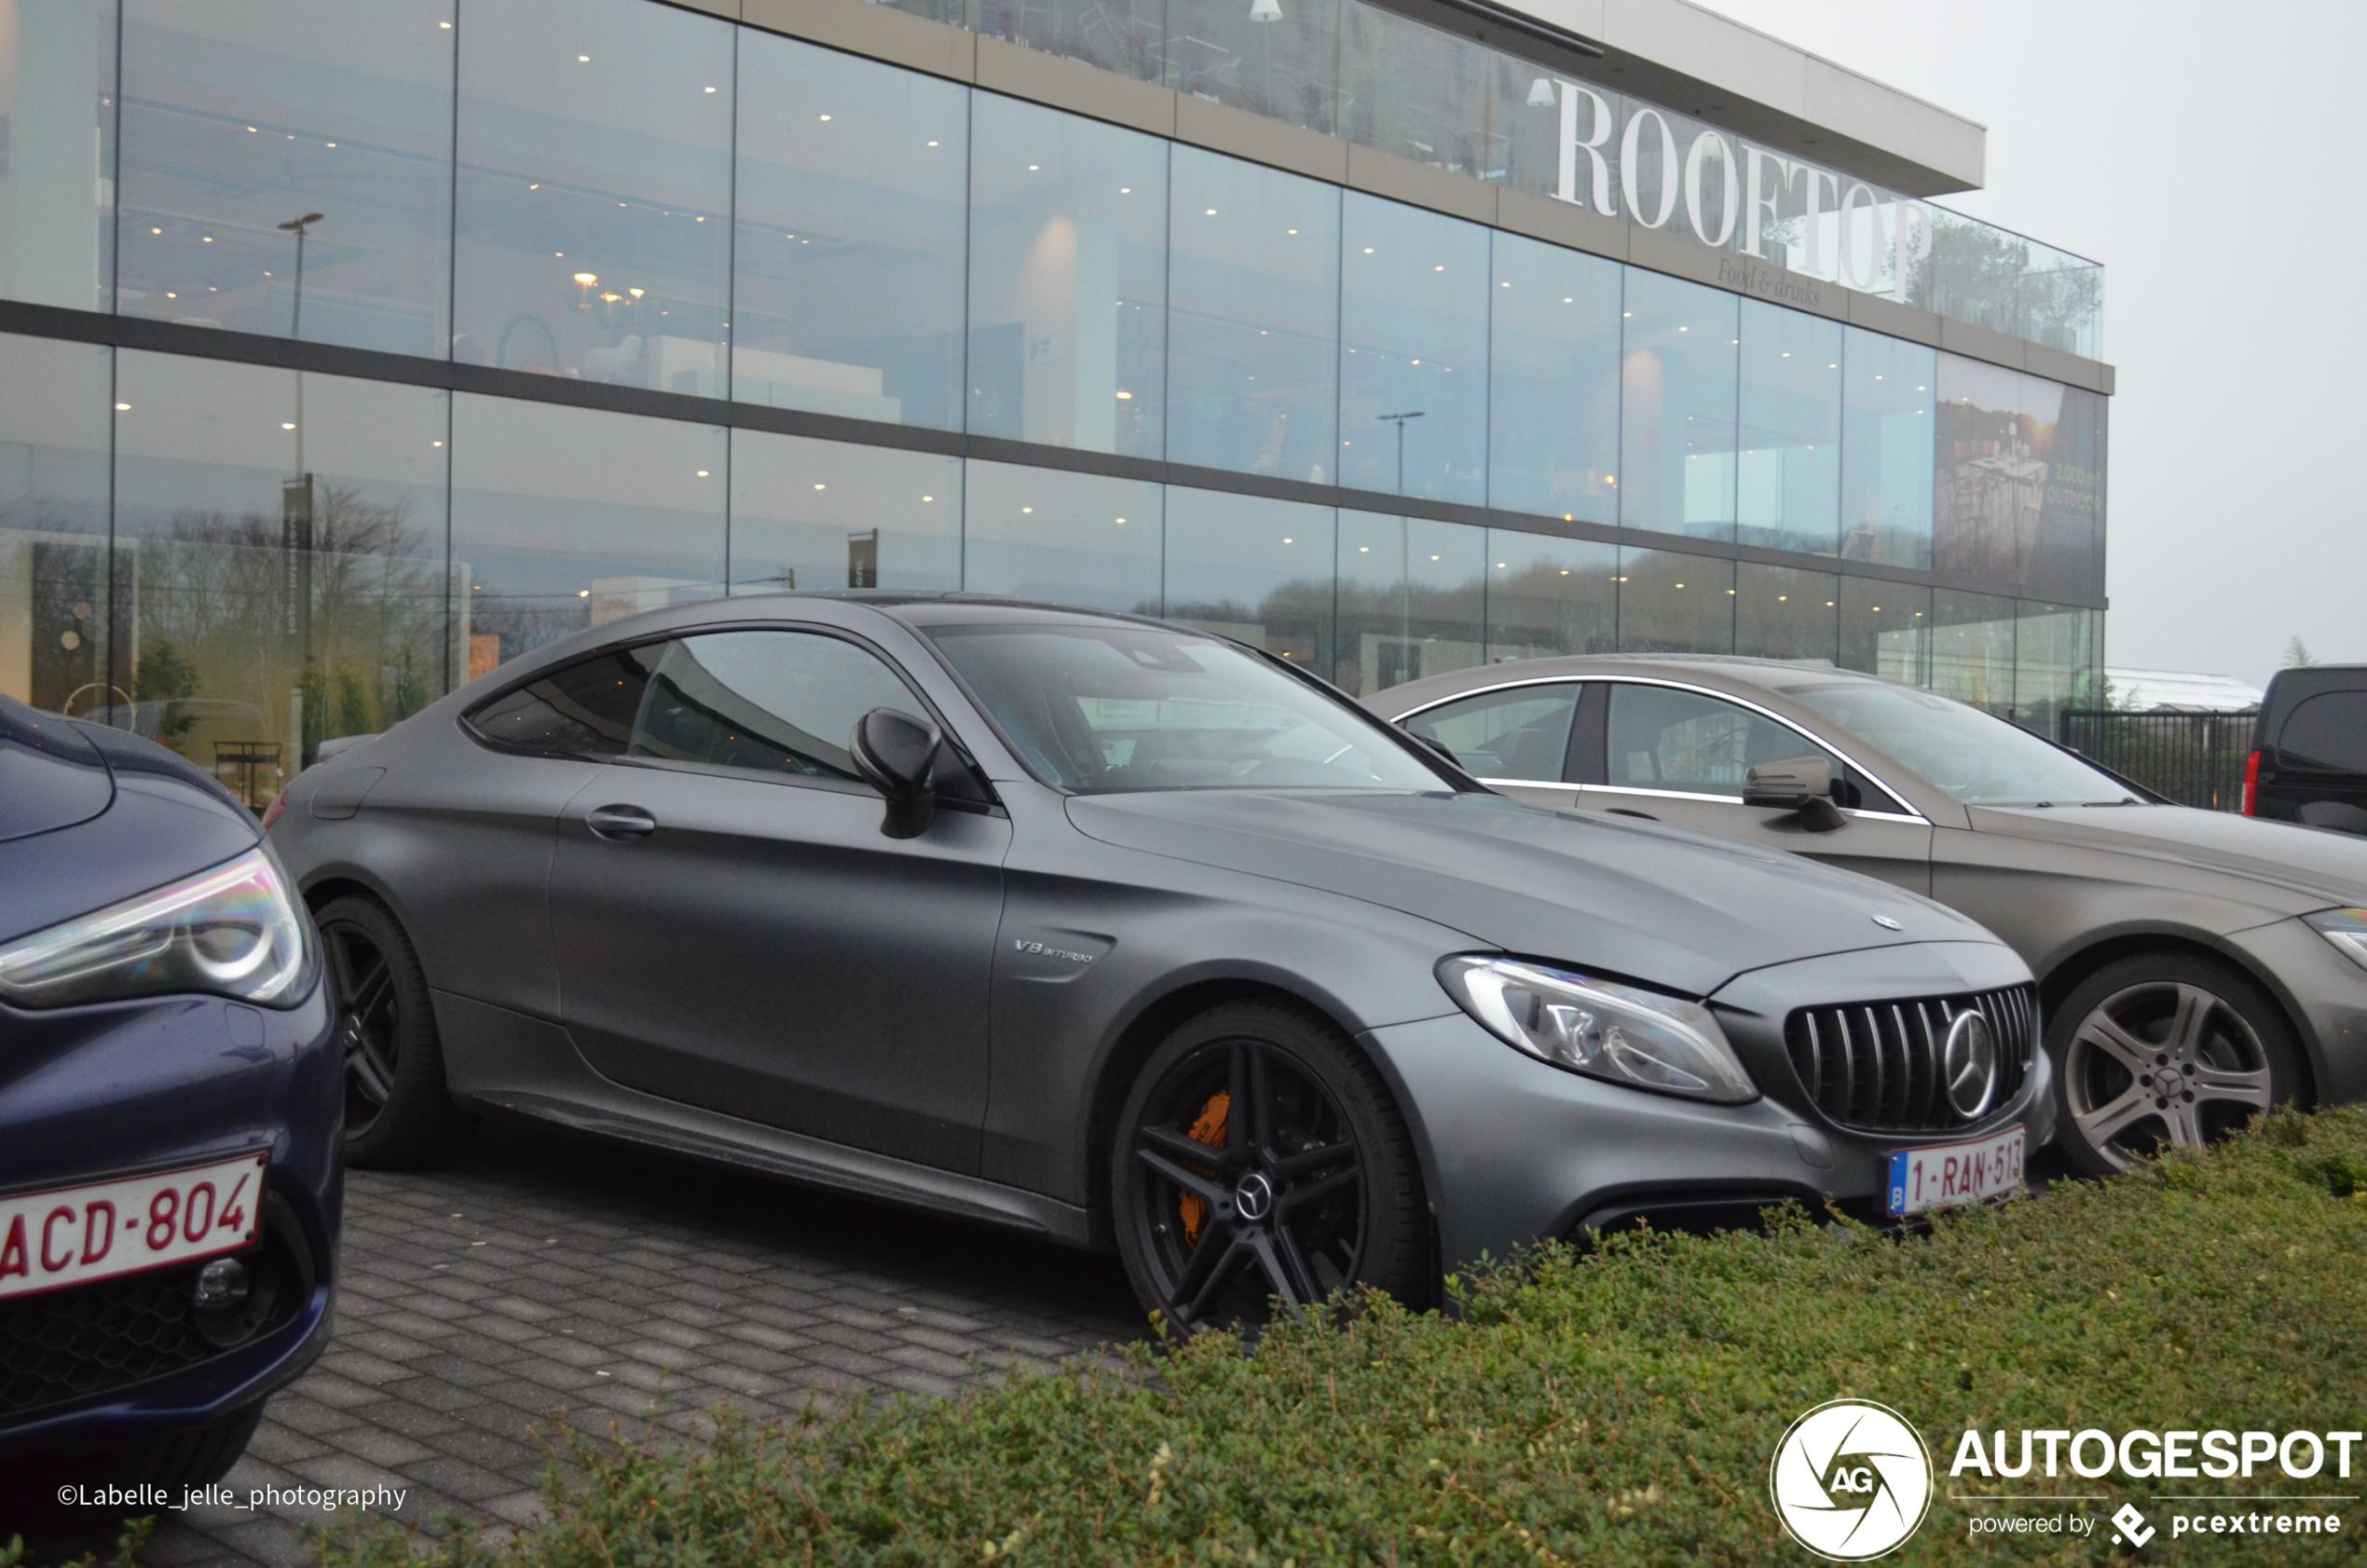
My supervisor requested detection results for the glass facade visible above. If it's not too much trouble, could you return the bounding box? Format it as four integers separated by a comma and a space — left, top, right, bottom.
0, 0, 2105, 789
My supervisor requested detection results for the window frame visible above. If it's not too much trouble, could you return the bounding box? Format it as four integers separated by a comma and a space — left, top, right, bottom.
1590, 677, 1925, 820
1396, 677, 1589, 788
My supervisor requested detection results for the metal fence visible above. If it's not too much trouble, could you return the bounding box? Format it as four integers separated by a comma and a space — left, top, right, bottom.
2057, 710, 2261, 811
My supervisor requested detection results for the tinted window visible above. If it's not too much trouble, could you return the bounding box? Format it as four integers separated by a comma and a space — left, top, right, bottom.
1606, 684, 1839, 799
1404, 684, 1579, 783
468, 645, 659, 758
2280, 692, 2367, 773
631, 631, 918, 781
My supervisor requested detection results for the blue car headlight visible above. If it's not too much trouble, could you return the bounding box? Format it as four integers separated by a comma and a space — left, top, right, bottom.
2305, 908, 2367, 973
1437, 955, 1758, 1104
0, 847, 316, 1009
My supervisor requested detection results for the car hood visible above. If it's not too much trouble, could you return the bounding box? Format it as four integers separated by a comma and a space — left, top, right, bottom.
1971, 804, 2367, 912
0, 702, 113, 842
1066, 789, 1997, 997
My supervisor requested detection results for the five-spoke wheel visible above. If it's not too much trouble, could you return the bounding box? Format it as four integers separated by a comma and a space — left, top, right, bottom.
2050, 954, 2305, 1176
314, 894, 473, 1167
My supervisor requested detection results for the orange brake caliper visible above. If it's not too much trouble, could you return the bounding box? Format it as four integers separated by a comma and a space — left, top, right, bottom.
1176, 1092, 1230, 1247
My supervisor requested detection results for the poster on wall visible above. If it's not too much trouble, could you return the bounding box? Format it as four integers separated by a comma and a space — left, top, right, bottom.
1933, 355, 2103, 601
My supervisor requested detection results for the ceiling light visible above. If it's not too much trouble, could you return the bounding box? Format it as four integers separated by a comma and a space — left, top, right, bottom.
697, 470, 710, 477
281, 422, 295, 430
575, 272, 596, 283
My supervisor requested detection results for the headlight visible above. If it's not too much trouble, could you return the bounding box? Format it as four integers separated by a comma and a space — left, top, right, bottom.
1437, 955, 1758, 1104
2305, 908, 2367, 973
0, 848, 316, 1009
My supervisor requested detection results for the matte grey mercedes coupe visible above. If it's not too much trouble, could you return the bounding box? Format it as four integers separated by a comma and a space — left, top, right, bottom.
268, 599, 2045, 1327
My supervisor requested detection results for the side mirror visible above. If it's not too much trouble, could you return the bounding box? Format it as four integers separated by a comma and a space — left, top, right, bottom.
1400, 725, 1465, 771
1744, 756, 1847, 834
851, 708, 943, 839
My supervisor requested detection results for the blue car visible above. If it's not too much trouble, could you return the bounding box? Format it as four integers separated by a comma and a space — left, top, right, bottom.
0, 695, 338, 1514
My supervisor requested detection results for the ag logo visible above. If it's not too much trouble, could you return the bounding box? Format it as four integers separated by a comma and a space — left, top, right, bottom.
1768, 1399, 1934, 1560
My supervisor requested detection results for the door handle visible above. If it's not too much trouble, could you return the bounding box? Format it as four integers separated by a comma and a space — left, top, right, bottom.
585, 805, 657, 841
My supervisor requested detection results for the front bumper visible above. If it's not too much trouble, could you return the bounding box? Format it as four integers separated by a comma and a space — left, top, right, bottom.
0, 983, 342, 1462
1365, 940, 2050, 1273
2219, 917, 2367, 1106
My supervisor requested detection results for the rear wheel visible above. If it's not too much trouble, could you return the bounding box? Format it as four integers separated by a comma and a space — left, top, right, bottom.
316, 894, 474, 1168
2049, 953, 2306, 1176
1112, 1001, 1429, 1332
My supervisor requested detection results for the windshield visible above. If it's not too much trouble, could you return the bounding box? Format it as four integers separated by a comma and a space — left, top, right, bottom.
927, 624, 1449, 794
1787, 682, 2142, 807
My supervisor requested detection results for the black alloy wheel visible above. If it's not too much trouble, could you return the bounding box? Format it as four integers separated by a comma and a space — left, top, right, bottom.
314, 894, 474, 1168
1113, 1001, 1428, 1331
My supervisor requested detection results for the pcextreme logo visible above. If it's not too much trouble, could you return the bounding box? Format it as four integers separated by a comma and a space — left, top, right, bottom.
1771, 1399, 1936, 1560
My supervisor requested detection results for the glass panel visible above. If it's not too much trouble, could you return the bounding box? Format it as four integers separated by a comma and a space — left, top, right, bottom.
2281, 695, 2367, 774
1606, 682, 1836, 798
1839, 326, 1934, 570
453, 0, 733, 385
1163, 0, 1341, 137
966, 94, 1167, 458
1165, 146, 1338, 482
1837, 578, 1927, 686
1335, 2, 1493, 179
117, 0, 453, 355
1616, 549, 1731, 654
111, 351, 450, 799
1733, 561, 1837, 664
1484, 528, 1614, 661
970, 0, 1164, 86
1927, 587, 2016, 714
729, 431, 958, 596
0, 0, 115, 312
1733, 298, 1838, 553
449, 393, 724, 675
960, 458, 1161, 614
634, 630, 915, 779
1487, 232, 1621, 522
732, 34, 966, 429
1793, 679, 2131, 807
467, 643, 658, 759
0, 334, 111, 716
1404, 682, 1578, 782
2012, 600, 2097, 733
1161, 486, 1332, 667
1338, 194, 1488, 504
1618, 268, 1737, 539
1936, 356, 2104, 599
1333, 510, 1483, 697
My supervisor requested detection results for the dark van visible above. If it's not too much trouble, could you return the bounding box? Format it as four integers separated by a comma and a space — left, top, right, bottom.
2248, 665, 2367, 836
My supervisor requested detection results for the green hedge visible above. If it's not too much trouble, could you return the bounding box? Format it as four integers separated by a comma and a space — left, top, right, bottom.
324, 1110, 2367, 1566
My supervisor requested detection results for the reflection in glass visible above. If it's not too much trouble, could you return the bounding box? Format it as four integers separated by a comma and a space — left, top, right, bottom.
1619, 269, 1738, 539
453, 0, 733, 386
1336, 3, 1492, 179
1338, 195, 1488, 504
1334, 511, 1483, 697
449, 393, 723, 674
2013, 601, 2099, 729
1404, 681, 1578, 782
1488, 234, 1621, 522
1165, 0, 1343, 135
0, 0, 115, 312
967, 95, 1167, 458
117, 0, 453, 355
1837, 578, 1928, 685
1840, 326, 1935, 569
1732, 561, 1837, 664
1484, 528, 1614, 661
1607, 681, 1837, 798
1616, 549, 1732, 653
1927, 588, 2016, 713
972, 0, 1164, 86
733, 34, 967, 429
1734, 299, 1839, 553
961, 459, 1161, 614
111, 352, 450, 798
1166, 148, 1339, 482
636, 631, 914, 779
728, 431, 959, 596
1935, 355, 2103, 599
0, 334, 111, 716
1162, 487, 1332, 666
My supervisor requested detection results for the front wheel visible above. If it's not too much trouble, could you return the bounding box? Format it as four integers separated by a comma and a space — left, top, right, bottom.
316, 894, 475, 1168
2048, 953, 2308, 1176
1112, 1001, 1429, 1332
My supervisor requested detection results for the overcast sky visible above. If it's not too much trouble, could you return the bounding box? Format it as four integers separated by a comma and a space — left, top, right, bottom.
1689, 0, 2363, 689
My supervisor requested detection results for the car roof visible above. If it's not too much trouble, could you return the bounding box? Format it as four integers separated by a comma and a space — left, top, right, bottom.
1374, 653, 1898, 705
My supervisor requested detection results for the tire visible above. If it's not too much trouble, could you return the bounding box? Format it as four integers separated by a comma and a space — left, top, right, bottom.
2048, 952, 2309, 1177
316, 893, 474, 1168
1111, 1000, 1430, 1332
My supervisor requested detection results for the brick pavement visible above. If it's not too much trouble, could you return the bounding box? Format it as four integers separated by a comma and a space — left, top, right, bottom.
130, 1113, 1146, 1566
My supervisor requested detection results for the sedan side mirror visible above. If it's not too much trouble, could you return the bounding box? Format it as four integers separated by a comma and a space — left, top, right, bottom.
851, 708, 943, 839
1744, 756, 1847, 833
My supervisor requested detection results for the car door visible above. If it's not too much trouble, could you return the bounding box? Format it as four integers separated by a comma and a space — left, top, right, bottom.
547, 625, 1009, 1173
1398, 679, 1586, 809
1580, 680, 1936, 895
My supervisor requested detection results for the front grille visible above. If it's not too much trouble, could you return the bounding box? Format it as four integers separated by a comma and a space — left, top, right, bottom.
1785, 986, 2038, 1133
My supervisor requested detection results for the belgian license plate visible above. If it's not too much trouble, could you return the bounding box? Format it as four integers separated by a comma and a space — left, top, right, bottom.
1886, 1126, 2024, 1217
0, 1152, 267, 1302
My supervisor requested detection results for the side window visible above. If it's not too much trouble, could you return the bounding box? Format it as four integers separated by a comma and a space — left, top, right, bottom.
631, 631, 921, 782
2278, 692, 2367, 773
1605, 684, 1845, 800
1402, 684, 1580, 782
466, 645, 660, 759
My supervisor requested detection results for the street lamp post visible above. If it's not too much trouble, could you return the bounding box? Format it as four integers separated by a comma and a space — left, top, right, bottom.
276, 212, 325, 339
278, 212, 323, 775
1375, 409, 1425, 496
